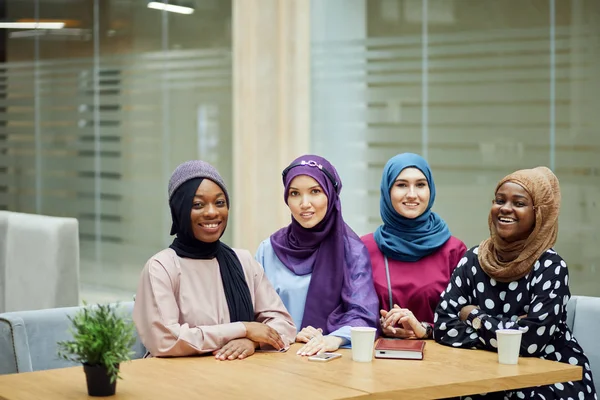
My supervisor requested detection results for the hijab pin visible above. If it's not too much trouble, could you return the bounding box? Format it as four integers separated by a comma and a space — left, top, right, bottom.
300, 160, 323, 169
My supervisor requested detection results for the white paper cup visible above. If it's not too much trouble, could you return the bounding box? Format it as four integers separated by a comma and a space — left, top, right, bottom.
350, 327, 377, 362
496, 329, 523, 365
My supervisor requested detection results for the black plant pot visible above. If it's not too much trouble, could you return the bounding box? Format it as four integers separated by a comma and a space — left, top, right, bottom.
83, 363, 119, 397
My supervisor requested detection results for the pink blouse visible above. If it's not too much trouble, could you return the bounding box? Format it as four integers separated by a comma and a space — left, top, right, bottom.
133, 247, 296, 357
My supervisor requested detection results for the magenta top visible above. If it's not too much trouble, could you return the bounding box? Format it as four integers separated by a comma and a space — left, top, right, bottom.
361, 233, 466, 324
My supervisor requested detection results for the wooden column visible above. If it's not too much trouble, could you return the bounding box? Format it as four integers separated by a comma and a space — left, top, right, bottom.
232, 0, 310, 251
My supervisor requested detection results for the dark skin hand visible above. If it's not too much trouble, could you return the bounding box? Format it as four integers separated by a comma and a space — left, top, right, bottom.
242, 322, 285, 350
459, 305, 478, 321
213, 338, 256, 360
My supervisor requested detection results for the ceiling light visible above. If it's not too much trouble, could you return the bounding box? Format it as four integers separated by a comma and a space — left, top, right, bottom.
147, 2, 194, 15
10, 28, 91, 40
0, 22, 65, 29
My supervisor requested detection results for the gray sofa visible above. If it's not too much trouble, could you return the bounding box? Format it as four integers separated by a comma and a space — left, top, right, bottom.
0, 301, 146, 375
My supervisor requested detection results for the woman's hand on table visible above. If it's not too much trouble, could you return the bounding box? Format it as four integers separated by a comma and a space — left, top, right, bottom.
213, 338, 256, 360
296, 334, 343, 356
380, 305, 426, 339
242, 322, 285, 350
296, 326, 323, 343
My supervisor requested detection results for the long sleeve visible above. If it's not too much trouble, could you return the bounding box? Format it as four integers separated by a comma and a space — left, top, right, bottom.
256, 239, 352, 344
425, 238, 466, 325
436, 246, 596, 399
434, 252, 481, 349
133, 257, 247, 357
463, 254, 571, 357
447, 240, 467, 284
327, 237, 380, 333
255, 239, 311, 331
364, 233, 466, 328
257, 237, 377, 344
244, 252, 297, 348
434, 247, 573, 358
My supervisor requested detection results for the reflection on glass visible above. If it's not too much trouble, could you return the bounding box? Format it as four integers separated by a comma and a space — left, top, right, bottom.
311, 0, 600, 295
0, 0, 233, 299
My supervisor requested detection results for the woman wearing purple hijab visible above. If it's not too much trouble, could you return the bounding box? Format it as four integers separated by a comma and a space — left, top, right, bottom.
255, 155, 379, 356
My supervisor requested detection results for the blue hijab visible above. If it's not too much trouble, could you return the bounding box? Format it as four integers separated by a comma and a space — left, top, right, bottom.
374, 153, 451, 262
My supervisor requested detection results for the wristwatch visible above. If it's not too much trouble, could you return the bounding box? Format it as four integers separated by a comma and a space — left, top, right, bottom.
420, 322, 433, 339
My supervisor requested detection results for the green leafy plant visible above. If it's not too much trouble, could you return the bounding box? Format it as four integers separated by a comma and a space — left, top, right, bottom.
57, 303, 136, 383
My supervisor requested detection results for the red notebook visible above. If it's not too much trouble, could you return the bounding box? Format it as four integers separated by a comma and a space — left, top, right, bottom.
374, 338, 426, 360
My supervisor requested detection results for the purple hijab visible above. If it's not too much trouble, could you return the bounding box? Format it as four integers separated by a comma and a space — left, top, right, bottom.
270, 155, 378, 334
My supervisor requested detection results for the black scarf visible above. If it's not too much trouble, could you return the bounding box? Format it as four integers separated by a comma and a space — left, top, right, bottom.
169, 178, 254, 322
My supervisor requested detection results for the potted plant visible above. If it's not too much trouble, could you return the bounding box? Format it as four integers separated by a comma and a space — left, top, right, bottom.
57, 303, 136, 397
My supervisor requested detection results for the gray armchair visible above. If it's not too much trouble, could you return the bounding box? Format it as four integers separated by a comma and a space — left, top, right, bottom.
0, 211, 80, 312
0, 301, 146, 375
567, 295, 600, 383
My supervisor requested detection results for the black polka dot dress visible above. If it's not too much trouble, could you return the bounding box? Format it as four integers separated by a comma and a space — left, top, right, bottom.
433, 246, 597, 400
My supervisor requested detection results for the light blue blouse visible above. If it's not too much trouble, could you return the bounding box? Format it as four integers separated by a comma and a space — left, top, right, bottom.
255, 239, 351, 345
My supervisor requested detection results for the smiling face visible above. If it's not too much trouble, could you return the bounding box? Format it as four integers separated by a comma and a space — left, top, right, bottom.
190, 179, 228, 243
389, 167, 430, 219
287, 175, 328, 229
491, 181, 536, 242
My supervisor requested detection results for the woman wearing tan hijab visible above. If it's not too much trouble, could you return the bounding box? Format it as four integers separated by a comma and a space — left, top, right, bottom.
434, 167, 596, 399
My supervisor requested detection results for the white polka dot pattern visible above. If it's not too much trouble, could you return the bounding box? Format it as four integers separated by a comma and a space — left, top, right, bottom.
542, 281, 552, 290
528, 344, 538, 354
432, 248, 595, 399
537, 326, 546, 336
569, 357, 579, 365
477, 282, 485, 293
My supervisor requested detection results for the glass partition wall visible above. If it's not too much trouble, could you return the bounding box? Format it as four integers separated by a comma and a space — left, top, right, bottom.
0, 0, 233, 301
2, 0, 598, 301
311, 0, 600, 296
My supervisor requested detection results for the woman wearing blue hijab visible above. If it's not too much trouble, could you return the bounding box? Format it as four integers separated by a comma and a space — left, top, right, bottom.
361, 153, 467, 340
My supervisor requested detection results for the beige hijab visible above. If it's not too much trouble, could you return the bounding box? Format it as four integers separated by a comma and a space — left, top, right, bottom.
478, 166, 561, 282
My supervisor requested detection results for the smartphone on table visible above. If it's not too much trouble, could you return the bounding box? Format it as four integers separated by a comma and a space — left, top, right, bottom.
307, 353, 342, 362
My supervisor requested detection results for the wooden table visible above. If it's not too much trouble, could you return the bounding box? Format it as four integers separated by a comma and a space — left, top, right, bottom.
246, 342, 583, 399
0, 343, 582, 400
